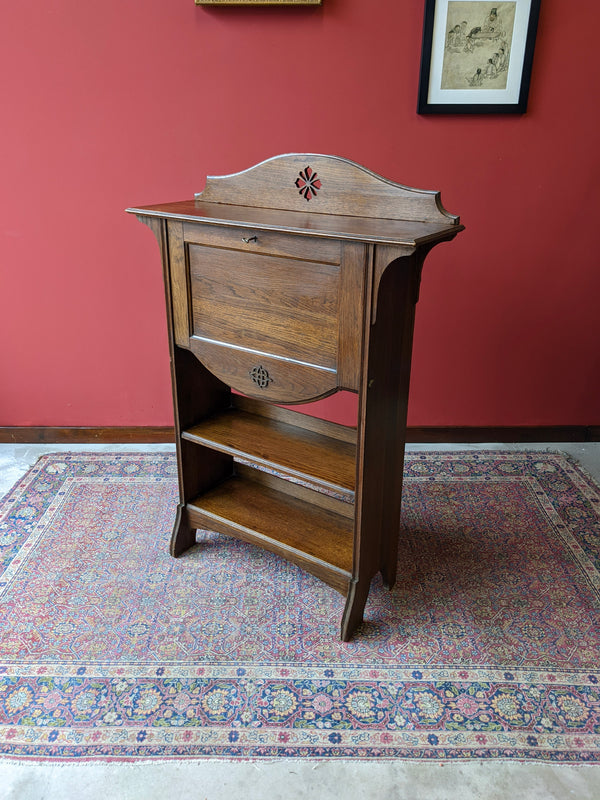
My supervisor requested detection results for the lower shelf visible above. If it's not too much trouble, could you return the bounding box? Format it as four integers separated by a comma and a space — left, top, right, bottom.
186, 472, 354, 594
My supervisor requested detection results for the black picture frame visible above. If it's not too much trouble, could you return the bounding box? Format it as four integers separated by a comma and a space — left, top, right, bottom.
418, 0, 541, 114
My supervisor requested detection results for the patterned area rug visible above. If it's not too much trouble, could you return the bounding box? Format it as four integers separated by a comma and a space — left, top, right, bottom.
0, 451, 599, 762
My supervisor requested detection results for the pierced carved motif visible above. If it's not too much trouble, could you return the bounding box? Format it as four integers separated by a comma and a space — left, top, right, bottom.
249, 365, 273, 389
295, 166, 322, 201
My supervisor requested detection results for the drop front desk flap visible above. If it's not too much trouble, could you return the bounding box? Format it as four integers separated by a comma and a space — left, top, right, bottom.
127, 153, 464, 641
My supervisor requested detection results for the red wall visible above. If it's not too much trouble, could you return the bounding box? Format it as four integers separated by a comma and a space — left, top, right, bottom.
2, 0, 599, 428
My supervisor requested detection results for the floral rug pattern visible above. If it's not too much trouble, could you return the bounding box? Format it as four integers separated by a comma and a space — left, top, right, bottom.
0, 451, 599, 761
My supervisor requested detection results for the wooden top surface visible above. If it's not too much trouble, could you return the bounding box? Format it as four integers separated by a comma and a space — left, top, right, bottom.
127, 199, 463, 246
127, 154, 464, 246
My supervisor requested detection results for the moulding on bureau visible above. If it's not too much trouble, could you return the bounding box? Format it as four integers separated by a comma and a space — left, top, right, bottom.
0, 426, 598, 444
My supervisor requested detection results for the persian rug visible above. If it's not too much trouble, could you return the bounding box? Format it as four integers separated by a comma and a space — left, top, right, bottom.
0, 451, 599, 763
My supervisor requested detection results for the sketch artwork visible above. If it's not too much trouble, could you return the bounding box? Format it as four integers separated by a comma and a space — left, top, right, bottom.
441, 2, 516, 90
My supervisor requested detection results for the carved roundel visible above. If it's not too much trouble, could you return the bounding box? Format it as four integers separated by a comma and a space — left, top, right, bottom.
295, 166, 322, 201
249, 365, 273, 389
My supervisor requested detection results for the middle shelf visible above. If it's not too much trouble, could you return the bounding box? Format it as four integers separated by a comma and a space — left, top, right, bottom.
181, 395, 357, 498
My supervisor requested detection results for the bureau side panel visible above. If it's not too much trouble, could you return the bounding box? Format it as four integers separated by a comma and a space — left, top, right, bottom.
337, 242, 367, 391
166, 221, 192, 347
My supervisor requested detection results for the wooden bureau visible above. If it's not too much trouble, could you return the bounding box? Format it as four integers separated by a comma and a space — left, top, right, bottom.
127, 154, 464, 640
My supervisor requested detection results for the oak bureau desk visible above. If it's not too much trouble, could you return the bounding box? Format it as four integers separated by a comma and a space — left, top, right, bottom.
127, 154, 464, 641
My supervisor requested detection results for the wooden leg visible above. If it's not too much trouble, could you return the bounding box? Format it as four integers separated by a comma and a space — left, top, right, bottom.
169, 503, 196, 557
380, 555, 398, 591
340, 578, 370, 641
369, 257, 418, 599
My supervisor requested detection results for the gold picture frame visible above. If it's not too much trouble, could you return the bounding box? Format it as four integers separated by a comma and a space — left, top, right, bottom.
196, 0, 321, 5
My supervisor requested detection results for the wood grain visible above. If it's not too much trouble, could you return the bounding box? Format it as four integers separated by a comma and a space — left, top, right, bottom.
197, 154, 460, 225
188, 244, 340, 368
232, 395, 357, 443
129, 200, 463, 247
187, 472, 353, 593
183, 222, 341, 264
182, 405, 356, 494
187, 337, 339, 404
166, 221, 191, 348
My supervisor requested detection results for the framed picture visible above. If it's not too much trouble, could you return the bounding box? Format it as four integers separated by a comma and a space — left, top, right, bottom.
418, 0, 541, 113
